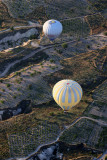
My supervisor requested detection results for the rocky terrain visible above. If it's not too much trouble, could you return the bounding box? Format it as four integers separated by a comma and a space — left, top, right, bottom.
0, 0, 107, 160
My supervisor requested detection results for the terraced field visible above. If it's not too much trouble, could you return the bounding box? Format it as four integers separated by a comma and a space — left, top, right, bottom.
61, 18, 90, 37
84, 80, 107, 122
85, 13, 107, 34
59, 119, 103, 148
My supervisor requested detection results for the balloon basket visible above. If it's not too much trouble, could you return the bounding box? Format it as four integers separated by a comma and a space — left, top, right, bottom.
64, 110, 69, 113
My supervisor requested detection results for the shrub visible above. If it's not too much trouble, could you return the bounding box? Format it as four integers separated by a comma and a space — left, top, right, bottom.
27, 84, 32, 90
2, 89, 5, 92
50, 59, 55, 63
61, 42, 68, 49
17, 88, 20, 91
15, 79, 21, 84
86, 44, 90, 49
10, 26, 14, 31
40, 62, 43, 65
30, 73, 34, 77
15, 72, 21, 76
0, 80, 3, 83
49, 112, 55, 116
104, 32, 107, 36
0, 100, 4, 104
7, 41, 12, 46
35, 70, 39, 74
57, 49, 62, 54
13, 95, 16, 99
88, 5, 91, 10
70, 8, 75, 13
101, 23, 106, 28
6, 84, 11, 88
29, 34, 38, 40
51, 66, 56, 70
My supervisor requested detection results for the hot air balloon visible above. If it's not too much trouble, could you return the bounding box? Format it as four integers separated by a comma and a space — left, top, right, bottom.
43, 19, 63, 41
52, 79, 83, 111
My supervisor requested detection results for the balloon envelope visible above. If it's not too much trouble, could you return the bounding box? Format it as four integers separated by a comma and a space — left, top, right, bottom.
52, 79, 83, 111
43, 19, 63, 41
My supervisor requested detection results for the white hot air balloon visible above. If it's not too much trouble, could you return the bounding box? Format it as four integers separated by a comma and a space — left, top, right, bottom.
43, 19, 63, 41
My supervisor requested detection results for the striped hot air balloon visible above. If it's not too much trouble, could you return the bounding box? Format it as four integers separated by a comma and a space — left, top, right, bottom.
52, 79, 83, 111
43, 19, 63, 41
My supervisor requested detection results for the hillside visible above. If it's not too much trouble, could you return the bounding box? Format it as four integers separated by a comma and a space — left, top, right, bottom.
0, 0, 107, 159
0, 46, 107, 159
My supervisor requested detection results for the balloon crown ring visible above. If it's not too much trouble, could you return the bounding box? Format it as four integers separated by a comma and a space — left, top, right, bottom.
49, 20, 56, 24
67, 83, 70, 85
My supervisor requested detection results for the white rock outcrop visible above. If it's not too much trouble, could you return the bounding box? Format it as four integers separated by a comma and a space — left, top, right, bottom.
0, 28, 38, 44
